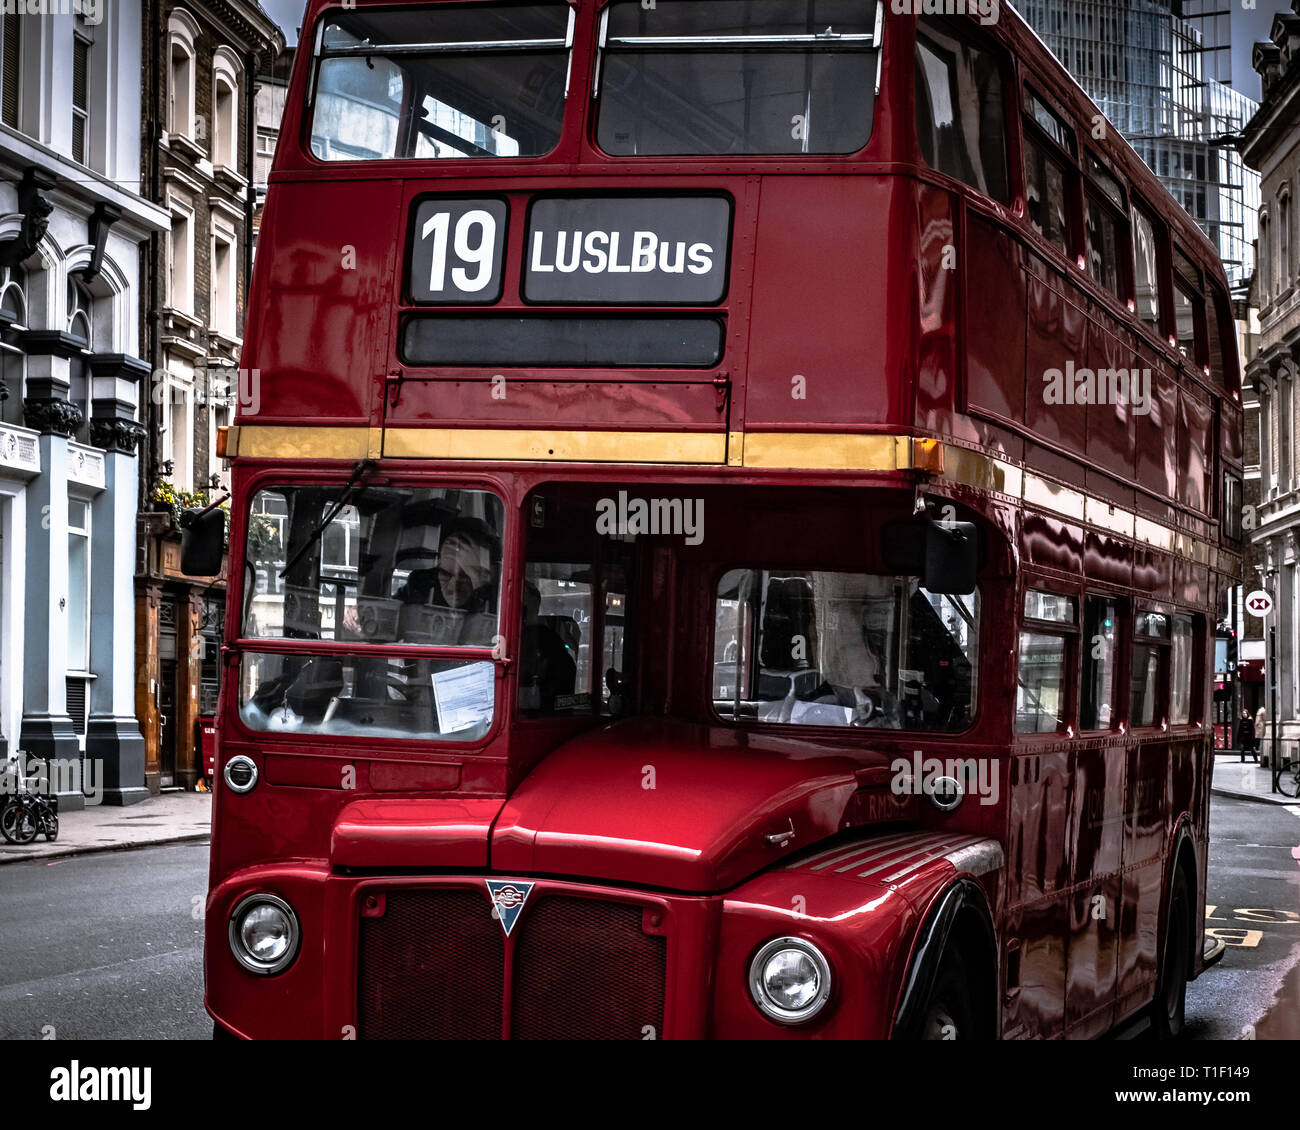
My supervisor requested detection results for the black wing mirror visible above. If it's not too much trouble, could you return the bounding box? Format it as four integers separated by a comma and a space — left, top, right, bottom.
881, 519, 979, 595
179, 504, 227, 577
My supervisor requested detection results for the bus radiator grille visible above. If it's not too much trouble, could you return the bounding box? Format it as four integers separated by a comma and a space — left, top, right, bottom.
512, 896, 666, 1040
357, 889, 505, 1040
355, 890, 666, 1039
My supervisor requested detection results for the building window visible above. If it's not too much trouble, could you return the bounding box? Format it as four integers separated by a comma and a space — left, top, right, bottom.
0, 265, 26, 427
212, 49, 243, 169
162, 371, 194, 491
168, 204, 193, 315
2, 11, 20, 128
1259, 212, 1270, 304
72, 34, 90, 164
210, 229, 235, 336
67, 499, 91, 673
167, 12, 200, 140
1281, 190, 1291, 294
1280, 375, 1293, 494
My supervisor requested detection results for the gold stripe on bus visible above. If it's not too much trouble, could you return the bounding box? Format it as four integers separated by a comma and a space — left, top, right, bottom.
383, 427, 727, 464
1023, 472, 1087, 521
227, 425, 376, 460
1085, 497, 1136, 539
741, 433, 912, 471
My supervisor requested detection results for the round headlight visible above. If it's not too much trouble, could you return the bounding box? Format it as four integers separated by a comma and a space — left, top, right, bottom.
749, 937, 833, 1025
228, 894, 300, 975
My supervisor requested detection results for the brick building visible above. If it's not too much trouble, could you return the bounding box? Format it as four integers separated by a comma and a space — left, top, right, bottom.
137, 0, 282, 791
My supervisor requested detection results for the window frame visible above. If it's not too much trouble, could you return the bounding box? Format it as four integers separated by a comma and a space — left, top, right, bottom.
1020, 84, 1081, 263
1016, 583, 1079, 736
1083, 151, 1132, 305
305, 2, 577, 165
1129, 606, 1172, 730
708, 563, 983, 737
592, 0, 885, 160
912, 15, 1011, 204
1079, 591, 1124, 734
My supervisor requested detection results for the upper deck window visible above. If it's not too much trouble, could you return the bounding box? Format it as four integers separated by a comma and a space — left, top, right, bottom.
308, 4, 571, 162
595, 0, 880, 156
1022, 89, 1076, 257
1085, 156, 1128, 301
1131, 203, 1162, 335
914, 21, 1009, 202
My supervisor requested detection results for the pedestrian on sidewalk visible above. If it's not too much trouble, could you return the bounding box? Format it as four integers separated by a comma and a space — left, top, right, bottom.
1256, 706, 1268, 766
1237, 709, 1258, 762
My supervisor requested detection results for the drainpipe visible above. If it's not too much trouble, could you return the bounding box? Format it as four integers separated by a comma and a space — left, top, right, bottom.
244, 50, 258, 313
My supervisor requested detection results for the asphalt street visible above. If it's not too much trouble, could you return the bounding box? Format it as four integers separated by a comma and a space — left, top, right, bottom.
0, 794, 1295, 1041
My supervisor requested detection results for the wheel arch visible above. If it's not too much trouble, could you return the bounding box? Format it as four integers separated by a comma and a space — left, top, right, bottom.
890, 876, 999, 1039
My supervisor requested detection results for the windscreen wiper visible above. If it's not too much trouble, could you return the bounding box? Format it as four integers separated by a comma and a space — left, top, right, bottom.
279, 459, 377, 580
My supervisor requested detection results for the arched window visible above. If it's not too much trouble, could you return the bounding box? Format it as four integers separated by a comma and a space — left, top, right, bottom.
212, 49, 243, 168
0, 265, 25, 427
1281, 188, 1291, 294
168, 11, 199, 140
1259, 209, 1270, 303
67, 273, 93, 442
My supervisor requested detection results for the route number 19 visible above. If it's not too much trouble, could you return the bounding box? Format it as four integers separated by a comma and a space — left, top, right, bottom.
408, 198, 507, 304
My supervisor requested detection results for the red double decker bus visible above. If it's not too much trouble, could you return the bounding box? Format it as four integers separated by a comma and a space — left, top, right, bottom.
197, 0, 1239, 1039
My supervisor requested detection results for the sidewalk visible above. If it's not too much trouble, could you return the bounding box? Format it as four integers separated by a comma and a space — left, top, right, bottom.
1211, 753, 1300, 806
0, 790, 211, 865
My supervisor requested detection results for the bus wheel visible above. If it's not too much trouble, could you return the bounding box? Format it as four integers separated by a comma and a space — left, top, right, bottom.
919, 950, 974, 1040
1152, 868, 1191, 1040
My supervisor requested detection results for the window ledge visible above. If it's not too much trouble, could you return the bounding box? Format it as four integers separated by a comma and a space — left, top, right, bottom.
213, 165, 248, 191
170, 133, 206, 161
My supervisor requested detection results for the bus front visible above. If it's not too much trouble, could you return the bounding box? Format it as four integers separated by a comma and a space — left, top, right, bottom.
205, 0, 1011, 1040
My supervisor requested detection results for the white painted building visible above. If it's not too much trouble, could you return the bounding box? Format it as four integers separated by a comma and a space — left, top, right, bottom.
0, 2, 169, 806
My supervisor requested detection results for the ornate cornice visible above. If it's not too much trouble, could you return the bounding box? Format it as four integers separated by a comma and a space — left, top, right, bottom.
22, 399, 83, 438
89, 417, 145, 456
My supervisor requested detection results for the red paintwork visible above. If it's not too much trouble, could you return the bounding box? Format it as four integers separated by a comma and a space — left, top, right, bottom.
206, 0, 1239, 1039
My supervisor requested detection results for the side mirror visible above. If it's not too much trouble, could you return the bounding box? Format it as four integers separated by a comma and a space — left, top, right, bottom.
924, 521, 977, 595
180, 506, 226, 576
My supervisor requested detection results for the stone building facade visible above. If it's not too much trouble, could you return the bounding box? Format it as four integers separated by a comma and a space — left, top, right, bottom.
1239, 4, 1300, 766
0, 2, 169, 807
137, 0, 282, 791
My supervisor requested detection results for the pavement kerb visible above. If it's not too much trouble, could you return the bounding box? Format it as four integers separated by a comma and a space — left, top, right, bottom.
0, 831, 211, 866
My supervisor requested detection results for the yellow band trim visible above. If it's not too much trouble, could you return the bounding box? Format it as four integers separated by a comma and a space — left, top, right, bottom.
383, 427, 726, 464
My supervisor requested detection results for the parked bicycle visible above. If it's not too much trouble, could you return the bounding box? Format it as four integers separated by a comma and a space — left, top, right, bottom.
0, 760, 59, 844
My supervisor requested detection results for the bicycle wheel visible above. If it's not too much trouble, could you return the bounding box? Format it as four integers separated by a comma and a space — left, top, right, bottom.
1282, 763, 1300, 800
42, 810, 58, 842
4, 803, 37, 845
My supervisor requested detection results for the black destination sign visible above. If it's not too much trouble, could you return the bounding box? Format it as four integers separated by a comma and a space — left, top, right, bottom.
524, 196, 731, 305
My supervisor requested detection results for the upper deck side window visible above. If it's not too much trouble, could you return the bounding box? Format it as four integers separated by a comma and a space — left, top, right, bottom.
307, 3, 572, 162
913, 18, 1009, 203
1172, 243, 1206, 367
1084, 153, 1130, 303
594, 0, 881, 156
1021, 87, 1077, 258
1131, 200, 1163, 337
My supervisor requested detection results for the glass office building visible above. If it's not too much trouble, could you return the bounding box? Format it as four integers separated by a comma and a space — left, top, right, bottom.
1017, 0, 1259, 288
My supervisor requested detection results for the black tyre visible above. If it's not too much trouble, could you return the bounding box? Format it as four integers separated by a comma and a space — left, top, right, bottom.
0, 800, 19, 844
1153, 867, 1191, 1040
918, 949, 975, 1040
43, 812, 58, 842
1278, 763, 1300, 799
5, 804, 37, 845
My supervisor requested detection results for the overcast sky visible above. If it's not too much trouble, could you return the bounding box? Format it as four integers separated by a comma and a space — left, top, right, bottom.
262, 0, 306, 48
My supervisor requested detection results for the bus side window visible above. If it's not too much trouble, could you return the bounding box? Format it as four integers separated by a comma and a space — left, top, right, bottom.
1016, 588, 1077, 734
1170, 614, 1196, 726
1022, 89, 1077, 257
1173, 245, 1206, 366
915, 21, 1009, 203
1205, 282, 1234, 390
1131, 202, 1163, 336
1085, 155, 1129, 302
1131, 611, 1171, 728
1080, 594, 1121, 731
